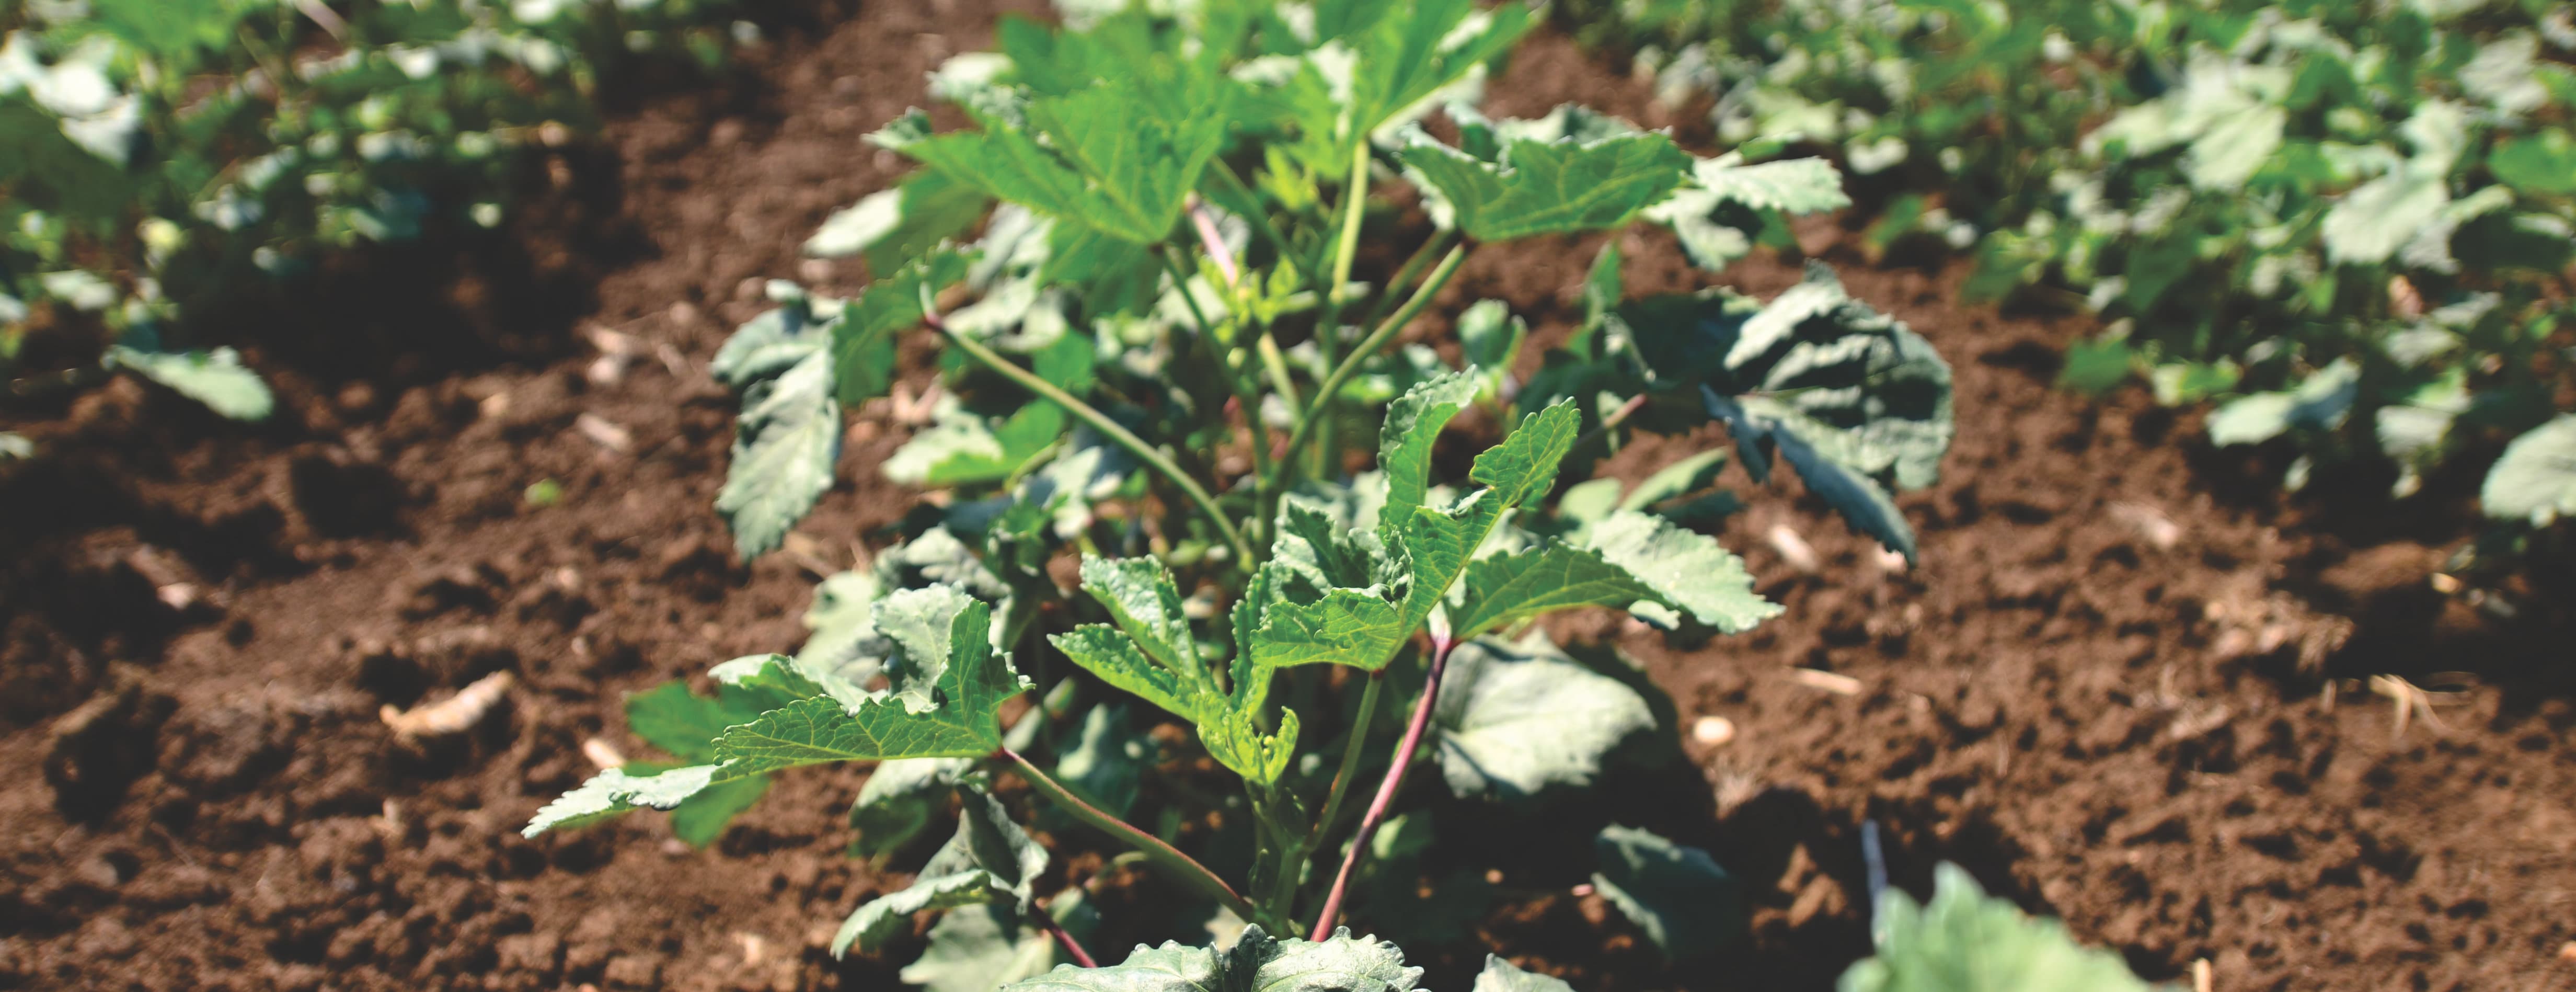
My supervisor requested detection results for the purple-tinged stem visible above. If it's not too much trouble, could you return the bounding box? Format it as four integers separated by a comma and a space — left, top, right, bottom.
1187, 196, 1241, 288
1034, 900, 1097, 968
1308, 633, 1456, 939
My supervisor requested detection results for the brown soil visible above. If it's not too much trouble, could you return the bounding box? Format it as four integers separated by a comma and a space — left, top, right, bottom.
3, 6, 2571, 992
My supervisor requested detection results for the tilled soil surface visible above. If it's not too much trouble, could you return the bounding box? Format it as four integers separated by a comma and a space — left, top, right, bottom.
4, 5, 2572, 992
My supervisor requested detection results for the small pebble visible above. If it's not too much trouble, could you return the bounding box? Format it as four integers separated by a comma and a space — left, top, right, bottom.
1691, 715, 1736, 747
1767, 524, 1820, 574
2559, 940, 2576, 963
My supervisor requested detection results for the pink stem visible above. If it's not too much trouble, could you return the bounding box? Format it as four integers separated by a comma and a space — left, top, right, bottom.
1187, 197, 1242, 288
1308, 633, 1456, 939
1036, 900, 1097, 968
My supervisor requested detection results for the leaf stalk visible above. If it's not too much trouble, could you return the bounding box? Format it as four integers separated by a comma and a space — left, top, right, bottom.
924, 302, 1259, 569
1263, 238, 1470, 505
996, 746, 1264, 928
1308, 632, 1458, 939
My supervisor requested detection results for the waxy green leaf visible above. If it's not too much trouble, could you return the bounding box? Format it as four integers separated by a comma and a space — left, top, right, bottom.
837, 250, 972, 406
1432, 633, 1653, 799
1401, 132, 1693, 242
1592, 825, 1741, 961
716, 349, 840, 561
835, 785, 1048, 956
1608, 266, 1951, 558
1051, 556, 1301, 784
904, 64, 1234, 244
1646, 153, 1850, 270
1839, 863, 2162, 992
1451, 509, 1774, 637
2481, 415, 2576, 524
106, 346, 273, 421
524, 587, 1027, 838
1246, 372, 1583, 675
1002, 926, 1421, 992
1474, 956, 1574, 992
804, 168, 992, 272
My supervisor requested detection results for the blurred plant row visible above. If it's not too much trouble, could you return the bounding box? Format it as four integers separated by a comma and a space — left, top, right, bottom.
0, 0, 743, 421
1567, 0, 2576, 547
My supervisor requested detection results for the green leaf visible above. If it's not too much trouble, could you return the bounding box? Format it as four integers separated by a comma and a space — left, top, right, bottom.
1077, 556, 1202, 678
1457, 299, 1526, 399
717, 349, 841, 560
835, 784, 1049, 956
888, 396, 1067, 487
1051, 556, 1300, 786
2490, 130, 2576, 196
1622, 450, 1729, 512
105, 346, 273, 421
712, 299, 830, 390
905, 65, 1234, 244
1591, 825, 1740, 961
1002, 926, 1422, 992
1646, 154, 1850, 270
849, 757, 978, 858
524, 588, 1028, 838
2481, 415, 2576, 524
2205, 358, 2361, 448
2321, 166, 2448, 266
1431, 632, 1653, 799
2057, 339, 2135, 394
1579, 510, 1780, 633
1050, 625, 1194, 722
1624, 267, 1950, 557
804, 168, 992, 271
1837, 863, 2163, 992
667, 777, 772, 848
1055, 703, 1148, 818
717, 589, 1025, 770
794, 569, 890, 699
523, 764, 725, 837
838, 250, 973, 405
1247, 375, 1583, 675
1400, 131, 1694, 241
904, 898, 1101, 992
838, 871, 1004, 957
1446, 505, 1775, 638
2184, 105, 2285, 190
1473, 956, 1574, 992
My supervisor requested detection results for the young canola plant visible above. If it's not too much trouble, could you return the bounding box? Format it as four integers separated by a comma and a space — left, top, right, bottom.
508, 2, 2152, 987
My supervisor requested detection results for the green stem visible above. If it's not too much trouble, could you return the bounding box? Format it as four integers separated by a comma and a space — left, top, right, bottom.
1208, 159, 1304, 283
925, 304, 1258, 569
1163, 249, 1275, 534
1309, 672, 1384, 845
1262, 240, 1471, 503
1352, 231, 1450, 334
1310, 141, 1374, 480
1328, 141, 1371, 309
999, 746, 1265, 927
1256, 330, 1303, 412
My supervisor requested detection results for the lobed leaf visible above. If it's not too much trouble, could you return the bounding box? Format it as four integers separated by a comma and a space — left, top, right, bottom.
716, 349, 841, 561
1002, 926, 1421, 992
525, 588, 1027, 838
1401, 132, 1694, 242
904, 65, 1234, 244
